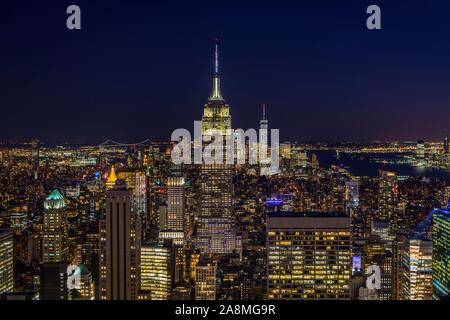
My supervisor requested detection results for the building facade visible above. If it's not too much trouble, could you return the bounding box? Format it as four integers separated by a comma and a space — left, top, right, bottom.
140, 242, 174, 300
0, 230, 14, 294
432, 207, 450, 300
195, 257, 217, 300
402, 238, 433, 300
267, 212, 352, 299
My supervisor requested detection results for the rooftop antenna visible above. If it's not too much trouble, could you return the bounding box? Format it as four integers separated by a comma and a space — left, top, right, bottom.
215, 38, 219, 75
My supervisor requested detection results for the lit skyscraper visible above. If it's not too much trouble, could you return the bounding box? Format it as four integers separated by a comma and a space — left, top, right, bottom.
432, 206, 450, 300
0, 230, 14, 294
100, 180, 141, 300
259, 103, 273, 174
134, 171, 147, 217
198, 41, 235, 255
159, 176, 185, 245
345, 181, 359, 208
8, 204, 28, 235
195, 257, 217, 300
267, 212, 352, 299
140, 241, 174, 300
43, 189, 69, 263
378, 170, 398, 225
345, 181, 362, 236
402, 238, 433, 300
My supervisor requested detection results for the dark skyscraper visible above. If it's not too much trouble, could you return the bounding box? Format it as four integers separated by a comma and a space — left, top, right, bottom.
100, 180, 141, 300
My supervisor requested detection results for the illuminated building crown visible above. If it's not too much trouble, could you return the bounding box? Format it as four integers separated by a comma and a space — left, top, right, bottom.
106, 165, 118, 189
44, 189, 65, 210
202, 40, 232, 134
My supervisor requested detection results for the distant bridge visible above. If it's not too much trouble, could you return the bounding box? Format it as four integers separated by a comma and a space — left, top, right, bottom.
97, 139, 153, 148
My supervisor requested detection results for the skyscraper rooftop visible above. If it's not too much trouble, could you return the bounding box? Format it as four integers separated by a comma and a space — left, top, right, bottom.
44, 189, 65, 210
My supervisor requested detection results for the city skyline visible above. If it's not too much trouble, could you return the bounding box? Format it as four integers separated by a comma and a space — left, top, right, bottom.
2, 0, 450, 143
1, 0, 450, 306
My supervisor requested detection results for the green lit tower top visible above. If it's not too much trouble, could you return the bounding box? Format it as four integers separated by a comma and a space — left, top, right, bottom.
432, 205, 450, 300
44, 189, 66, 210
202, 39, 231, 135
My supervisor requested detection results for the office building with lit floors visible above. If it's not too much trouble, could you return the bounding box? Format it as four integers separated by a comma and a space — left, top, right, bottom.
197, 217, 236, 255
432, 207, 450, 300
140, 241, 174, 300
100, 180, 141, 300
0, 230, 14, 294
267, 212, 352, 300
377, 170, 398, 227
159, 176, 186, 246
402, 238, 433, 300
195, 257, 218, 300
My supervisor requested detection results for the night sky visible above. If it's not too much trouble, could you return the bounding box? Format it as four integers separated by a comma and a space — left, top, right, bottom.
1, 0, 450, 144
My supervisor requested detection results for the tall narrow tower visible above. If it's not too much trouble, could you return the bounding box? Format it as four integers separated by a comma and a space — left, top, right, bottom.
444, 136, 449, 154
99, 180, 141, 300
43, 189, 69, 263
378, 170, 398, 225
260, 104, 268, 131
197, 40, 235, 254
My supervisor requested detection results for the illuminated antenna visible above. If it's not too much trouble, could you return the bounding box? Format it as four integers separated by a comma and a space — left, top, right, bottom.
263, 103, 266, 120
215, 38, 219, 75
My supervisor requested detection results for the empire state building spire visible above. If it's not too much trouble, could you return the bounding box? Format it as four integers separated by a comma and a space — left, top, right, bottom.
202, 39, 231, 134
209, 39, 223, 101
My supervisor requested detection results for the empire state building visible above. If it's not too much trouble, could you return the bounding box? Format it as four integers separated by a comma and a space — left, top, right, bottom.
197, 41, 236, 255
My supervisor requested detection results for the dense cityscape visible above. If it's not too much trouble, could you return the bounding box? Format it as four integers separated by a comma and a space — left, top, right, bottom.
0, 42, 449, 302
